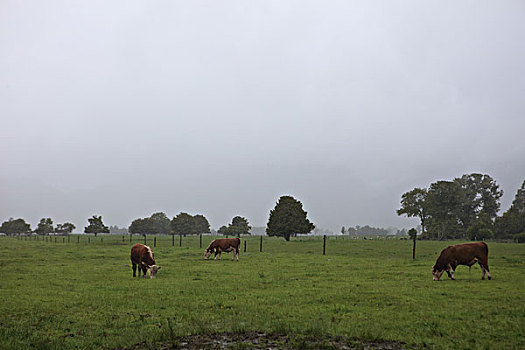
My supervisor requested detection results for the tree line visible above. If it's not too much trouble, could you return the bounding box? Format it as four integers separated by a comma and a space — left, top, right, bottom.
0, 195, 315, 241
397, 173, 525, 241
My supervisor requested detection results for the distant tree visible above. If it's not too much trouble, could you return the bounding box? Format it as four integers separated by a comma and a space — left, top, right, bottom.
217, 225, 229, 235
149, 212, 171, 234
193, 214, 211, 234
0, 218, 31, 235
129, 218, 149, 235
109, 225, 128, 234
226, 216, 251, 237
55, 222, 76, 235
266, 195, 315, 241
495, 180, 525, 238
84, 215, 109, 237
347, 226, 357, 235
35, 218, 54, 235
454, 173, 503, 228
397, 188, 428, 235
341, 226, 346, 235
424, 181, 464, 240
170, 212, 195, 236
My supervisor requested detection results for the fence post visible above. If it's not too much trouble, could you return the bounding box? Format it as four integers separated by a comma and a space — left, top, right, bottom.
55, 237, 57, 244
154, 236, 156, 247
200, 234, 202, 248
260, 236, 263, 252
130, 234, 132, 244
144, 235, 146, 245
77, 235, 80, 244
68, 235, 70, 243
179, 235, 182, 247
63, 237, 65, 243
122, 235, 124, 242
244, 240, 247, 253
172, 234, 174, 246
323, 235, 326, 255
88, 237, 90, 244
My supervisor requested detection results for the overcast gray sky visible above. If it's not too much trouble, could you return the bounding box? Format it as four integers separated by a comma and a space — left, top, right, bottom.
1, 1, 524, 232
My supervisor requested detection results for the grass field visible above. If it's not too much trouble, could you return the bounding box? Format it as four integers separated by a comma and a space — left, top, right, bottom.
0, 235, 524, 349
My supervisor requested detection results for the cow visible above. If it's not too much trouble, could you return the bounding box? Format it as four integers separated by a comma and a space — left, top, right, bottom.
432, 242, 491, 281
204, 237, 240, 261
131, 243, 161, 278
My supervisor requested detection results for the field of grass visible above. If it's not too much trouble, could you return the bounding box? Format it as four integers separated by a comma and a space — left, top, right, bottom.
0, 235, 523, 349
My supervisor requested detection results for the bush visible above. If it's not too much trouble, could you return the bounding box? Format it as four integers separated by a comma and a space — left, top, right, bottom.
514, 233, 525, 243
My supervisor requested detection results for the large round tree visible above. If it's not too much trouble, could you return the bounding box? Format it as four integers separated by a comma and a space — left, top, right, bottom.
266, 195, 315, 241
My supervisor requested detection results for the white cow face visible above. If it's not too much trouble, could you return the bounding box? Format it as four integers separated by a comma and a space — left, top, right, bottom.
432, 267, 444, 281
148, 265, 161, 279
204, 249, 212, 260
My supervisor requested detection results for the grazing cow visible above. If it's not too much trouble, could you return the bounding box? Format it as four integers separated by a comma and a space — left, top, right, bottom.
131, 243, 161, 278
432, 242, 491, 281
204, 238, 240, 261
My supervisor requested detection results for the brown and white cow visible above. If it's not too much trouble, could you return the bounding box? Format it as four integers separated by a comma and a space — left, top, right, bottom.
204, 238, 240, 261
131, 243, 161, 278
432, 242, 491, 281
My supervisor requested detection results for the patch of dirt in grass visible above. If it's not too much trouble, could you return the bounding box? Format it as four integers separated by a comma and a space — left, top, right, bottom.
122, 332, 407, 349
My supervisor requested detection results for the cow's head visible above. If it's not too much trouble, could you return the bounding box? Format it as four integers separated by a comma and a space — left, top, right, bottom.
204, 249, 212, 260
148, 265, 161, 279
432, 266, 444, 281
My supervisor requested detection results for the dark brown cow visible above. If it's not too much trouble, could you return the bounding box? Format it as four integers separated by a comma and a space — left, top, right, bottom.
204, 238, 240, 261
131, 243, 161, 278
432, 242, 491, 281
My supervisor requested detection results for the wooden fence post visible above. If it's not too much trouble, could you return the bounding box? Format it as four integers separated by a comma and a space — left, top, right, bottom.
172, 234, 174, 246
77, 236, 80, 244
154, 236, 156, 247
63, 237, 65, 243
88, 237, 90, 244
323, 235, 326, 255
244, 240, 247, 253
122, 235, 124, 242
130, 234, 132, 244
179, 235, 182, 247
260, 236, 263, 252
144, 235, 146, 245
200, 234, 202, 249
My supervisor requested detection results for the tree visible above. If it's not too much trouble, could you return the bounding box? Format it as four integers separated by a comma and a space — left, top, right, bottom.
149, 212, 171, 235
84, 215, 109, 236
217, 225, 229, 235
35, 218, 54, 235
454, 173, 503, 228
341, 226, 346, 235
226, 216, 251, 237
55, 222, 75, 235
0, 218, 31, 235
129, 218, 149, 235
193, 214, 211, 234
397, 188, 428, 235
495, 180, 525, 238
170, 212, 195, 236
424, 181, 464, 240
266, 195, 315, 241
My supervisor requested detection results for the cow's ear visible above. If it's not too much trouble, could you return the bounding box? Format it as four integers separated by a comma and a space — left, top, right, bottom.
157, 266, 161, 269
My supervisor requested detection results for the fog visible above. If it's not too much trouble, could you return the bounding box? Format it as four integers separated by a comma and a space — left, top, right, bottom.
1, 1, 524, 232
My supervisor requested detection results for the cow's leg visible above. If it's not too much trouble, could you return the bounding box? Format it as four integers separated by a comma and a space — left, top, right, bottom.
132, 262, 137, 277
446, 264, 455, 280
235, 248, 239, 262
479, 261, 491, 280
140, 264, 147, 278
219, 251, 222, 260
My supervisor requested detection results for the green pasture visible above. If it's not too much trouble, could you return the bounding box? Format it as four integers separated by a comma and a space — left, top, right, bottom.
0, 235, 523, 349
